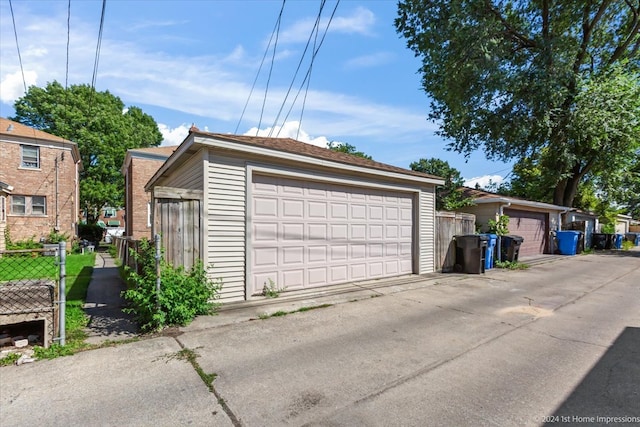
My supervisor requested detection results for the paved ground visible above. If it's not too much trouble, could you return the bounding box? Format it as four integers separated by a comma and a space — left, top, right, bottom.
83, 251, 138, 344
1, 249, 638, 426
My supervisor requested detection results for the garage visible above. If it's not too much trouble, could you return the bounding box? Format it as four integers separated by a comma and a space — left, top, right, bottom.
503, 208, 549, 257
250, 174, 413, 295
457, 187, 569, 259
146, 131, 443, 302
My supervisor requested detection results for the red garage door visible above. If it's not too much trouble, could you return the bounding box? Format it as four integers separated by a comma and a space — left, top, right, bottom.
503, 208, 549, 256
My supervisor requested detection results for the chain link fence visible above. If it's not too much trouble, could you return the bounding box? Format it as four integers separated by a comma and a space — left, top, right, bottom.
0, 243, 66, 348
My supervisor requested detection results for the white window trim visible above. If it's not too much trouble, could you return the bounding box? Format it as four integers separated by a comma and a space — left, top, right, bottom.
21, 145, 40, 169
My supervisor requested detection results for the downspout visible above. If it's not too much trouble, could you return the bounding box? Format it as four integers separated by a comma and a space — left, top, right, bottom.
497, 203, 511, 262
556, 208, 572, 254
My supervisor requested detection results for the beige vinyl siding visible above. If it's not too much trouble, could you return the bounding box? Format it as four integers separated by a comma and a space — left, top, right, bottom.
207, 153, 246, 302
163, 151, 204, 190
459, 204, 499, 231
418, 187, 436, 274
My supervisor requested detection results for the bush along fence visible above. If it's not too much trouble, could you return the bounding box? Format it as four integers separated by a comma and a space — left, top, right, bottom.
121, 235, 222, 332
0, 242, 67, 350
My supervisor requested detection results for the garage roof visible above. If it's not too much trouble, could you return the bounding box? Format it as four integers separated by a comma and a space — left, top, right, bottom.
146, 128, 445, 190
459, 187, 570, 211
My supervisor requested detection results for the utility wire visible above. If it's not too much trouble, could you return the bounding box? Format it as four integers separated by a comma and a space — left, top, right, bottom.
8, 0, 28, 95
268, 0, 326, 137
88, 0, 107, 119
63, 0, 71, 130
295, 5, 323, 141
234, 0, 287, 134
256, 0, 286, 135
277, 0, 340, 138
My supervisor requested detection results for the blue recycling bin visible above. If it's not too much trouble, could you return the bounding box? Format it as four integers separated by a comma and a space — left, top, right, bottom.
481, 234, 498, 269
625, 233, 640, 246
556, 230, 582, 255
613, 234, 624, 249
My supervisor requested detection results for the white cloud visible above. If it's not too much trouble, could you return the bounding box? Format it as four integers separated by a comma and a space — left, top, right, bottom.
158, 123, 189, 146
0, 70, 38, 104
279, 7, 376, 44
465, 175, 505, 189
244, 121, 336, 148
345, 52, 394, 69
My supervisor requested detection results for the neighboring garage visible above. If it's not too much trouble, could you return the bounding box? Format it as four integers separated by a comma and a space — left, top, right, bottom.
502, 208, 549, 257
145, 129, 443, 302
458, 187, 569, 256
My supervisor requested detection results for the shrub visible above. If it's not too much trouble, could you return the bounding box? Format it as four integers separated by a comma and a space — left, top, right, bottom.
122, 239, 222, 332
46, 229, 70, 244
78, 223, 105, 244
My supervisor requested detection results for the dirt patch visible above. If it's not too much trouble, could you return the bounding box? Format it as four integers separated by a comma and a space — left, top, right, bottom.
497, 305, 553, 317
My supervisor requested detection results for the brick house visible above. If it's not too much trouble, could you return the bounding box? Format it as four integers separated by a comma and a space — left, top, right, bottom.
121, 145, 178, 240
0, 118, 82, 244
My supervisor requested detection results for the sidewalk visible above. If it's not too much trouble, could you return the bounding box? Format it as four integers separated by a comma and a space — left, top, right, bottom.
82, 250, 138, 344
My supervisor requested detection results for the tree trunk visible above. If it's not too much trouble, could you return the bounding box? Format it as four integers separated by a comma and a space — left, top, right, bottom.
553, 179, 567, 206
562, 174, 582, 207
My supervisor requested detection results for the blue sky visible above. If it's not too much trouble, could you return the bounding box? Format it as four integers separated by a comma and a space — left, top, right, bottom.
0, 0, 511, 186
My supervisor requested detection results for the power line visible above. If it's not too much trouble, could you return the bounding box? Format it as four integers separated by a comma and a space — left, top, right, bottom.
235, 0, 287, 134
8, 0, 27, 95
268, 0, 326, 137
256, 1, 286, 135
87, 0, 107, 120
276, 0, 340, 138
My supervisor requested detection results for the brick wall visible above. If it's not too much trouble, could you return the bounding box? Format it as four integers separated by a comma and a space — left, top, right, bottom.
3, 142, 78, 242
127, 156, 165, 240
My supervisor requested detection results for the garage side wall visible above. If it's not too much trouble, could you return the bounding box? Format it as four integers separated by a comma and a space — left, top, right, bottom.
162, 153, 203, 190
418, 187, 436, 274
207, 153, 246, 301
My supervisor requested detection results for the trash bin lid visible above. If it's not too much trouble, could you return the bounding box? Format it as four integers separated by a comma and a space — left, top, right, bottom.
504, 234, 524, 243
556, 230, 582, 236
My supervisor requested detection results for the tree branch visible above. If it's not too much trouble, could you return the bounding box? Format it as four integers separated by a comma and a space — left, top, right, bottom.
608, 2, 640, 65
484, 0, 537, 49
574, 1, 611, 74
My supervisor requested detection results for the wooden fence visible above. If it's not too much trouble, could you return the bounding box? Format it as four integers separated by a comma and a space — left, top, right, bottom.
436, 211, 476, 273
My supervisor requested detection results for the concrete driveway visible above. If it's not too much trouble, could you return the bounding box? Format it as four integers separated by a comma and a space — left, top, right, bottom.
1, 250, 639, 426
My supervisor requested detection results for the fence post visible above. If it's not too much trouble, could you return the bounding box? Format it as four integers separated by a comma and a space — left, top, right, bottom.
58, 241, 66, 346
155, 234, 161, 310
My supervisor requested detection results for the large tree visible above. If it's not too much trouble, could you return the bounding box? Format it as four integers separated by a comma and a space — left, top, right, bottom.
410, 158, 474, 210
396, 0, 640, 207
12, 81, 163, 222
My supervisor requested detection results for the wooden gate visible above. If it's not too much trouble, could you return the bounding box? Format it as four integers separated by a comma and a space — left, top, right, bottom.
154, 188, 202, 270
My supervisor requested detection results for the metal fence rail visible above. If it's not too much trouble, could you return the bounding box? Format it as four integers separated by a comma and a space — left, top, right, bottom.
0, 242, 66, 348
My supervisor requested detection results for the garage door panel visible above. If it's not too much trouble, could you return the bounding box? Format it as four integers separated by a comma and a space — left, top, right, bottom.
504, 208, 549, 257
250, 174, 414, 295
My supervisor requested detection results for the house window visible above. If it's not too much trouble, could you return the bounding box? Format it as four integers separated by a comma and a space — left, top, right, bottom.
104, 207, 116, 218
21, 145, 40, 168
31, 196, 46, 215
9, 195, 46, 216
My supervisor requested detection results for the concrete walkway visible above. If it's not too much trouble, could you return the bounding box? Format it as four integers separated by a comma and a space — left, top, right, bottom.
82, 251, 138, 344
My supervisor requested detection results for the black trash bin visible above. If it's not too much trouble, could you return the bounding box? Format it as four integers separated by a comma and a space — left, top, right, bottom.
592, 233, 614, 250
501, 235, 524, 262
454, 234, 488, 274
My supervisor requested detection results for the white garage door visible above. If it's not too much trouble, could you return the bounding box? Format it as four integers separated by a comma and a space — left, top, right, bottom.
250, 174, 414, 296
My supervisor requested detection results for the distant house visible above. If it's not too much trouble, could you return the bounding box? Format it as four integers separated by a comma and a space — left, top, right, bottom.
456, 187, 571, 257
0, 118, 82, 244
145, 129, 444, 302
121, 145, 178, 240
615, 214, 632, 234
